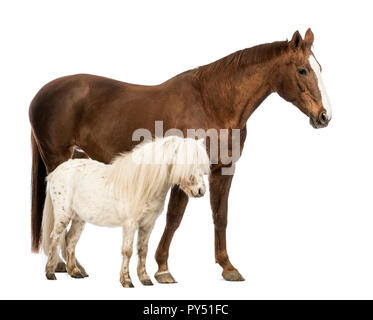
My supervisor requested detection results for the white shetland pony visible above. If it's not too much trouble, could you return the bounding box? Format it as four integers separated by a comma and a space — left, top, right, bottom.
41, 136, 210, 287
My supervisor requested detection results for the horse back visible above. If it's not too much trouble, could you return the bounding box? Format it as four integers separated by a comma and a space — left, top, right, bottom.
29, 73, 207, 164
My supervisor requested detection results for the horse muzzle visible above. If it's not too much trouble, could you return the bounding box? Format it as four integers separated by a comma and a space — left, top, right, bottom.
310, 111, 330, 129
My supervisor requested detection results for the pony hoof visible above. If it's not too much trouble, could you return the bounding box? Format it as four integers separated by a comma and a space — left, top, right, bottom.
122, 281, 134, 288
46, 273, 57, 280
154, 271, 177, 284
68, 268, 85, 279
141, 279, 154, 286
77, 263, 89, 277
79, 269, 89, 278
222, 270, 245, 282
71, 273, 84, 279
55, 262, 67, 273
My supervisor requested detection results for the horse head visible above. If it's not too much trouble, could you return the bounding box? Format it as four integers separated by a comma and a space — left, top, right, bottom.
273, 28, 332, 128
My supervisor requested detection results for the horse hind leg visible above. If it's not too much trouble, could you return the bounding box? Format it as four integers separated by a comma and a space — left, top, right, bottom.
62, 216, 88, 279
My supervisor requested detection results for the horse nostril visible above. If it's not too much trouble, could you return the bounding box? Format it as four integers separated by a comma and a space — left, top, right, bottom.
320, 112, 328, 124
198, 188, 204, 196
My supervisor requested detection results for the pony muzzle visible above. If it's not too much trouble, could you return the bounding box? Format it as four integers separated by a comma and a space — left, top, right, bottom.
192, 187, 205, 198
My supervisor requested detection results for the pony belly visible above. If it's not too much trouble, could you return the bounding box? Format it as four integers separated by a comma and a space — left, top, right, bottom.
72, 179, 125, 227
73, 199, 124, 227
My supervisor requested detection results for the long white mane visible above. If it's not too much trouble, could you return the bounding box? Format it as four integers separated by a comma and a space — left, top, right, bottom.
107, 136, 210, 214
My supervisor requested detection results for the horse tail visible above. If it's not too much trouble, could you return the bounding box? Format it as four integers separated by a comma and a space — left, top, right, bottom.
31, 131, 47, 252
41, 187, 54, 255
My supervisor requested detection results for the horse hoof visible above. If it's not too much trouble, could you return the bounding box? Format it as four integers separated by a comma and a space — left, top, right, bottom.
222, 270, 245, 281
141, 279, 154, 286
46, 273, 57, 280
122, 281, 134, 288
154, 271, 177, 284
55, 262, 67, 273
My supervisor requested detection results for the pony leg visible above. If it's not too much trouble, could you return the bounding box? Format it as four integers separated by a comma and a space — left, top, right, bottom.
45, 214, 71, 280
41, 145, 75, 272
120, 222, 137, 288
64, 217, 88, 279
55, 254, 67, 273
209, 171, 244, 281
155, 186, 189, 284
56, 150, 89, 274
137, 222, 155, 286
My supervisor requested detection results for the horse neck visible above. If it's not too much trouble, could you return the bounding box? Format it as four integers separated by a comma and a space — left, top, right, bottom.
196, 53, 280, 129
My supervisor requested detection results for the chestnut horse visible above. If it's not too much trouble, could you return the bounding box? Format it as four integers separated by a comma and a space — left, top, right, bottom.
30, 29, 331, 282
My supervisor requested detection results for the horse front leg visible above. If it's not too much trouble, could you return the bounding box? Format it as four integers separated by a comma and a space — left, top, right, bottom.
209, 170, 245, 281
120, 222, 137, 288
154, 185, 189, 284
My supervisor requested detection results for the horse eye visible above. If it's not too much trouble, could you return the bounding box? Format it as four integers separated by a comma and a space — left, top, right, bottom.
298, 68, 307, 75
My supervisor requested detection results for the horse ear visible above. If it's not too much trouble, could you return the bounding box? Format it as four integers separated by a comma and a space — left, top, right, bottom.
289, 30, 303, 51
304, 28, 314, 49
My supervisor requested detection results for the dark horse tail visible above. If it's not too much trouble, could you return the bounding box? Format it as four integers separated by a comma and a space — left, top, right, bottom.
31, 131, 46, 252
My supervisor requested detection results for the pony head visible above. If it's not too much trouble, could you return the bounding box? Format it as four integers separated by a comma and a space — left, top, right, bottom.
166, 136, 210, 198
273, 28, 332, 128
109, 136, 210, 214
178, 165, 207, 198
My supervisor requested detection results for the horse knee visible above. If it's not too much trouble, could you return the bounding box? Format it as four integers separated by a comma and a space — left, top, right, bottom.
213, 213, 227, 230
166, 219, 182, 231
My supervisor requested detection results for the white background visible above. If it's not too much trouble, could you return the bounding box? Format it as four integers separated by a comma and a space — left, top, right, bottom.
1, 0, 372, 300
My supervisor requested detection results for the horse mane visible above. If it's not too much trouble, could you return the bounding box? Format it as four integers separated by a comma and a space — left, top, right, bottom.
195, 40, 290, 78
107, 136, 210, 213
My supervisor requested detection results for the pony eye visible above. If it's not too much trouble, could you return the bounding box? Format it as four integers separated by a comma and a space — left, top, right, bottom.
298, 68, 307, 75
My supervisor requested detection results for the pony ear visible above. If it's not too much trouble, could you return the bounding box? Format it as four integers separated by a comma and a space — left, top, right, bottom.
304, 28, 314, 49
289, 30, 303, 51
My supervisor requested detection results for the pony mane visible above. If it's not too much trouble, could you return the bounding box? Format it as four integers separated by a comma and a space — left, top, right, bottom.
107, 136, 210, 214
195, 40, 290, 78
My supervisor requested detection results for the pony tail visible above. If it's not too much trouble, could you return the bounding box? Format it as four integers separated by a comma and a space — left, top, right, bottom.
41, 188, 54, 256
